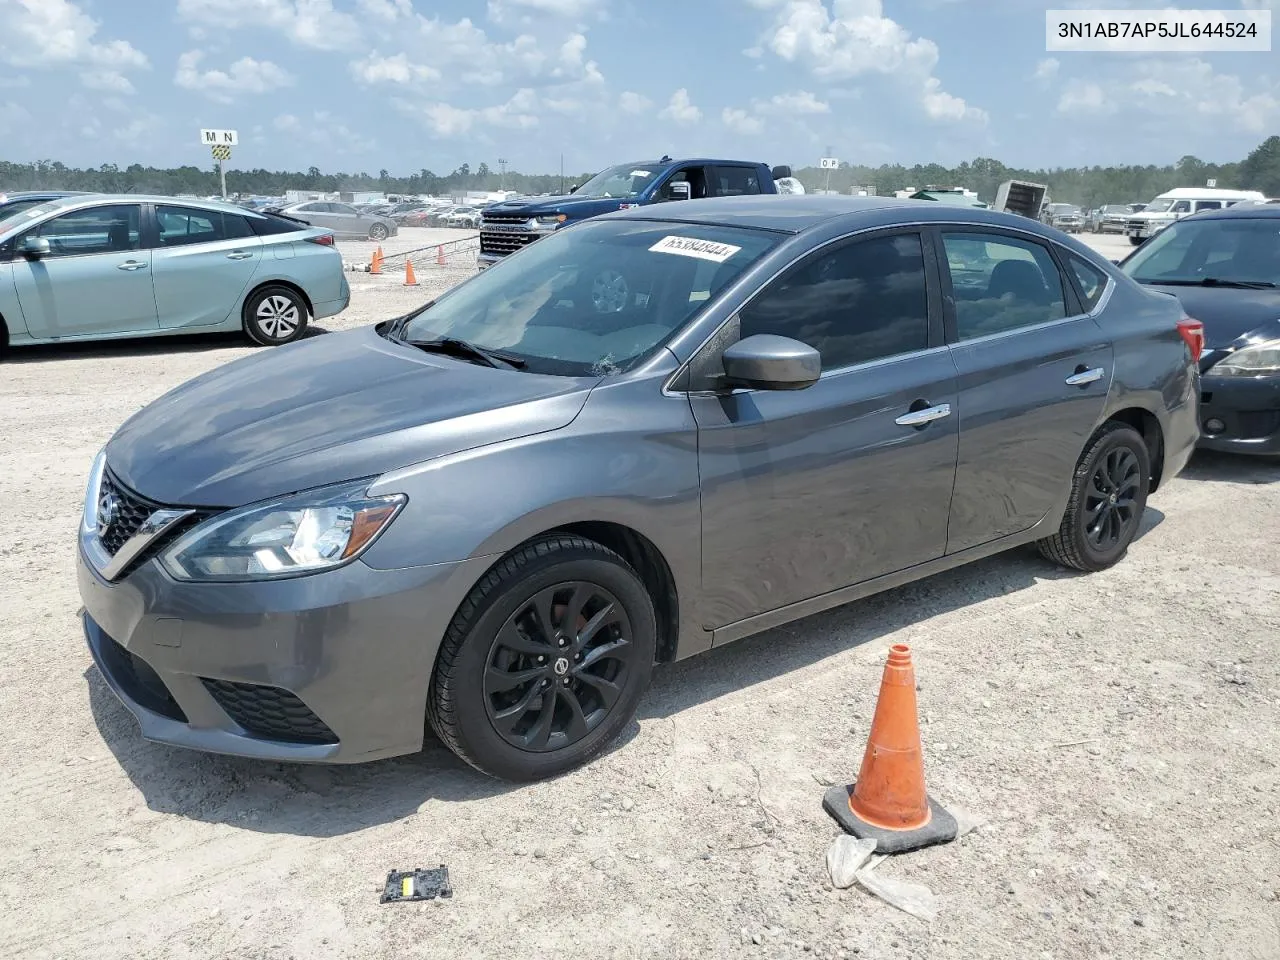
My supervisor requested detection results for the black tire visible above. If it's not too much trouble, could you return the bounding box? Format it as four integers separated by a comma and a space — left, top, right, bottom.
428, 535, 657, 781
368, 223, 389, 242
1038, 422, 1151, 572
1128, 236, 1144, 246
242, 285, 308, 346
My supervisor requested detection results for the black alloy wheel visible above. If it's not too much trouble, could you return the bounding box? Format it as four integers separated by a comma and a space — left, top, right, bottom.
1038, 422, 1150, 572
427, 535, 657, 781
483, 582, 633, 752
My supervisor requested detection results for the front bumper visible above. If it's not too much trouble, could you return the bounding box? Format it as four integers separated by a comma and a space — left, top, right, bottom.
1197, 374, 1280, 455
78, 544, 493, 763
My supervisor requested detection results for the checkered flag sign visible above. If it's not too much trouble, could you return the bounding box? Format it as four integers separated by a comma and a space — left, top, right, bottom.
211, 144, 232, 161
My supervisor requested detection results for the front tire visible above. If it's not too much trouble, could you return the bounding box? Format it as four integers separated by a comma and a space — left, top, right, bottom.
242, 285, 308, 346
1038, 422, 1150, 572
1128, 236, 1144, 246
428, 535, 657, 781
369, 223, 389, 242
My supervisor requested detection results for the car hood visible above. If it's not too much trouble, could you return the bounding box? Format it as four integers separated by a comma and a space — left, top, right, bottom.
1141, 283, 1280, 349
483, 195, 643, 220
105, 325, 597, 507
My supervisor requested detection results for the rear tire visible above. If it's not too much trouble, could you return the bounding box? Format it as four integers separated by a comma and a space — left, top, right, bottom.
428, 535, 657, 781
242, 285, 308, 346
1038, 422, 1150, 572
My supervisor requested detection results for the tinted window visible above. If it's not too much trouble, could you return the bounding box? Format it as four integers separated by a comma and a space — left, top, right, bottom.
247, 213, 305, 236
1195, 200, 1222, 211
739, 233, 930, 370
942, 233, 1067, 339
0, 198, 46, 220
714, 166, 762, 197
333, 203, 358, 215
400, 220, 781, 376
31, 204, 140, 257
156, 205, 257, 246
1069, 256, 1108, 311
1123, 217, 1280, 285
296, 203, 323, 212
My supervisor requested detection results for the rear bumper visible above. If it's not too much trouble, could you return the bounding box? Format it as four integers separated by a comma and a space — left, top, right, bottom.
1197, 374, 1280, 455
313, 273, 350, 319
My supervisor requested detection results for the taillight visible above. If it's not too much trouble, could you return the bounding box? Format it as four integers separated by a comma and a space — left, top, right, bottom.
1177, 316, 1204, 363
306, 234, 335, 246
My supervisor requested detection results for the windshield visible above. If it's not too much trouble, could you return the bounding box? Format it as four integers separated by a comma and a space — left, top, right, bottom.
0, 200, 61, 234
1122, 217, 1280, 286
571, 163, 662, 199
1143, 199, 1176, 214
397, 219, 781, 376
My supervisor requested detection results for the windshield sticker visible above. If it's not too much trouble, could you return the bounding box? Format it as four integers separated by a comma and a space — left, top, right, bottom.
649, 235, 742, 263
629, 170, 652, 178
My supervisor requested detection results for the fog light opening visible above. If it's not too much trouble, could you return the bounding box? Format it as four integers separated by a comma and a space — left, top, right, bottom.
1204, 418, 1226, 435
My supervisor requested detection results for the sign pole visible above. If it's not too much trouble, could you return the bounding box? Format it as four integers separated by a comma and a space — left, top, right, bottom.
219, 156, 227, 199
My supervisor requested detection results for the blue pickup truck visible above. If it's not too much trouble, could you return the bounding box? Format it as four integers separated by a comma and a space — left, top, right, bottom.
477, 156, 792, 270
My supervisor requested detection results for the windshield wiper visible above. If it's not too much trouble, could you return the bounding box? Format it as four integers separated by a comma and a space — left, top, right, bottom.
1144, 278, 1277, 289
403, 336, 526, 370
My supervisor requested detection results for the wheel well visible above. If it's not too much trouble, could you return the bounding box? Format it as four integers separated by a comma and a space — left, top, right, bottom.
246, 279, 314, 318
1106, 407, 1166, 491
0, 311, 8, 356
551, 522, 681, 664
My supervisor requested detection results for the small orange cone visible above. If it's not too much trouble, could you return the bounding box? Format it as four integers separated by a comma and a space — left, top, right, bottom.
370, 248, 383, 275
403, 259, 418, 286
436, 244, 446, 265
823, 644, 957, 853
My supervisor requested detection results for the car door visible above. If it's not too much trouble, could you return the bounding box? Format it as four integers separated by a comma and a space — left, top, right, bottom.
293, 202, 335, 232
654, 164, 711, 201
322, 203, 361, 238
936, 227, 1112, 554
711, 165, 764, 197
687, 229, 960, 628
8, 202, 157, 339
151, 204, 264, 329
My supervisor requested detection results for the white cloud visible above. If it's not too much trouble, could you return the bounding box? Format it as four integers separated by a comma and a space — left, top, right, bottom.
0, 0, 148, 90
81, 70, 135, 94
400, 88, 542, 137
175, 51, 294, 103
487, 0, 602, 24
1057, 80, 1116, 115
357, 0, 414, 19
722, 107, 764, 135
750, 0, 986, 124
764, 90, 829, 114
176, 0, 361, 50
619, 91, 651, 113
1034, 57, 1059, 81
349, 52, 441, 84
658, 87, 701, 125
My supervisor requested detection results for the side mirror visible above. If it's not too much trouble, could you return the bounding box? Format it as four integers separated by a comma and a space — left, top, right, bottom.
568, 184, 579, 194
18, 236, 50, 259
1109, 258, 1121, 265
722, 334, 820, 391
771, 165, 793, 181
666, 181, 692, 202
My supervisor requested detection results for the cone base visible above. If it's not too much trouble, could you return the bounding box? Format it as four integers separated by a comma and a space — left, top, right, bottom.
823, 784, 958, 854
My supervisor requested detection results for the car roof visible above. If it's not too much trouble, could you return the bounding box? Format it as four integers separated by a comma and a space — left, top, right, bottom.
0, 190, 92, 200
15, 194, 285, 217
1181, 203, 1280, 221
601, 194, 1074, 237
1154, 187, 1265, 200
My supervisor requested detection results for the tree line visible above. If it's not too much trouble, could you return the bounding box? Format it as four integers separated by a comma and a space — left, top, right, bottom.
3, 136, 1278, 205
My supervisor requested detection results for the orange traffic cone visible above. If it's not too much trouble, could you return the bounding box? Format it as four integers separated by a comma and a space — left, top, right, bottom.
823, 644, 957, 853
436, 244, 446, 265
404, 259, 418, 286
370, 248, 383, 275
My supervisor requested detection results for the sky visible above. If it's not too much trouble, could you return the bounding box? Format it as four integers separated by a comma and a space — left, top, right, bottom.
0, 0, 1277, 175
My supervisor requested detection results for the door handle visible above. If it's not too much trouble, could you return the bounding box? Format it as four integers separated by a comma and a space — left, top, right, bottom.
1065, 366, 1105, 386
117, 260, 146, 271
895, 403, 952, 427
226, 251, 254, 260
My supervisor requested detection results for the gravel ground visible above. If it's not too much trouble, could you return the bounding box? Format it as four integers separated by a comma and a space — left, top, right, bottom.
1, 229, 1277, 960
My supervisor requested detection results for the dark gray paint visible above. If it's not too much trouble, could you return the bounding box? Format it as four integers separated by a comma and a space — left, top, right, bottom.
82, 196, 1201, 765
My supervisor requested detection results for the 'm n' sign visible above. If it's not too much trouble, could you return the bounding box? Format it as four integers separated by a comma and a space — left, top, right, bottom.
199, 129, 239, 146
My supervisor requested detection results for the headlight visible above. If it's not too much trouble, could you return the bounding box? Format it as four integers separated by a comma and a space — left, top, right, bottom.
81, 447, 107, 535
537, 214, 567, 225
1211, 338, 1280, 377
160, 480, 406, 582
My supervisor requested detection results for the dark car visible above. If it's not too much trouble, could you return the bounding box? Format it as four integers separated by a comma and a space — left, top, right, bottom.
0, 190, 93, 224
78, 196, 1200, 782
1119, 204, 1280, 454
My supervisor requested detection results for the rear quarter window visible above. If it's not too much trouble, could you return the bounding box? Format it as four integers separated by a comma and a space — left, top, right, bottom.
1068, 256, 1108, 311
247, 213, 307, 237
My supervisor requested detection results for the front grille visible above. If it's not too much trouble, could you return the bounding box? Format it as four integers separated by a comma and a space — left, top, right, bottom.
1126, 219, 1146, 230
1237, 410, 1280, 439
98, 632, 187, 722
98, 473, 155, 555
482, 214, 534, 224
202, 679, 339, 745
480, 231, 541, 256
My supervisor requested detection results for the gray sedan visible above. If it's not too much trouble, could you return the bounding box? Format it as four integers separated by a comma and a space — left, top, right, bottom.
78, 196, 1201, 781
273, 200, 399, 241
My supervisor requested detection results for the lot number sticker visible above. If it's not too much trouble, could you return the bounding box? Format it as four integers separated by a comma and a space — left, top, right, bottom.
649, 235, 742, 263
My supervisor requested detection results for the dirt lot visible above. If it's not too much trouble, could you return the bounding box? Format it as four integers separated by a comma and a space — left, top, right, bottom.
1, 229, 1277, 960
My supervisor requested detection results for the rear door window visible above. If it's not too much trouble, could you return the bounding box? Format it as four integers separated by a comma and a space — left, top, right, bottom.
941, 232, 1068, 340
